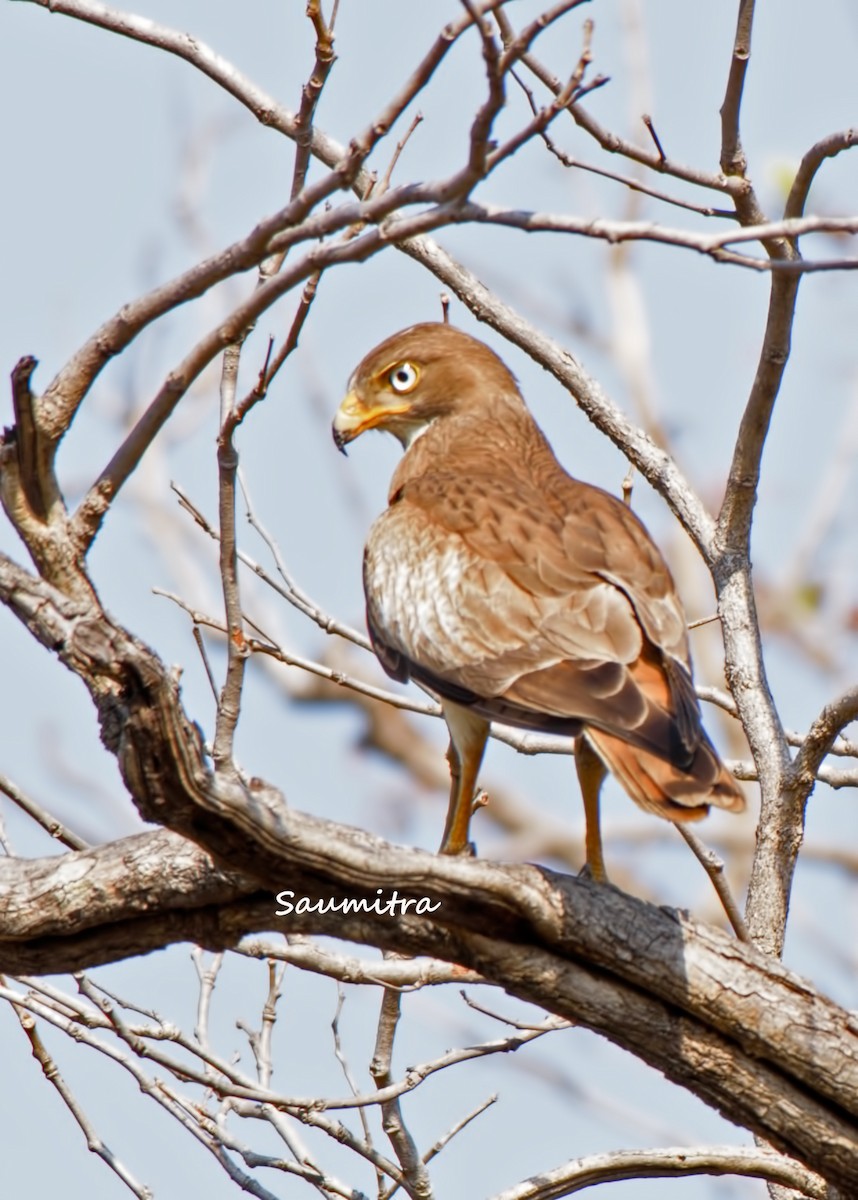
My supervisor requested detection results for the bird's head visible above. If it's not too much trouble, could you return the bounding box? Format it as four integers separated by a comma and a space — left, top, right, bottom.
332, 322, 519, 454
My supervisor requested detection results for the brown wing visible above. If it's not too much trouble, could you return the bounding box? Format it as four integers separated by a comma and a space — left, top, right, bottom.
364, 463, 704, 774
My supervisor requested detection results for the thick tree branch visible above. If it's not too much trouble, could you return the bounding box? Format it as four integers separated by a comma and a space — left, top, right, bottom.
1, 540, 857, 1190
1, 816, 858, 1193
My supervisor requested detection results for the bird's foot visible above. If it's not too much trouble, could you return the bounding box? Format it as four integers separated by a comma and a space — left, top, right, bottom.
438, 838, 477, 858
577, 861, 608, 885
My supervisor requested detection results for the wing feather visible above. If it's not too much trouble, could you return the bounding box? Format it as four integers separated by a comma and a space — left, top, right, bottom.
349, 327, 742, 818
364, 467, 703, 768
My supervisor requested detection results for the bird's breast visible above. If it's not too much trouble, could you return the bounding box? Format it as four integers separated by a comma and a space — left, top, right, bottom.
363, 504, 510, 675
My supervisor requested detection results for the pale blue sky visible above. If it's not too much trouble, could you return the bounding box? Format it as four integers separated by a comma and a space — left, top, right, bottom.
2, 2, 857, 1197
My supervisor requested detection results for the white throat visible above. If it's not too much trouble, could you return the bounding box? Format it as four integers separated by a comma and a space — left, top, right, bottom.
397, 418, 436, 451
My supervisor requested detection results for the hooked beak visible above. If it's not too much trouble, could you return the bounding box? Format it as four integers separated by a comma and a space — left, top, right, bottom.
331, 390, 363, 455
332, 389, 409, 455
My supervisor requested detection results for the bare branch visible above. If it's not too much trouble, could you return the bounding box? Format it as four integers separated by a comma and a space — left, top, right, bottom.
791, 686, 858, 794
786, 129, 858, 221
495, 7, 741, 197
212, 348, 248, 776
8, 355, 55, 523
420, 1093, 497, 1170
490, 1144, 828, 1200
719, 0, 755, 179
0, 772, 90, 851
290, 0, 337, 204
4, 811, 858, 1192
374, 113, 425, 198
12, 1003, 154, 1198
236, 937, 484, 988
371, 980, 432, 1199
673, 824, 751, 943
169, 483, 372, 651
641, 113, 666, 164
447, 204, 858, 266
231, 273, 322, 422
20, 0, 508, 464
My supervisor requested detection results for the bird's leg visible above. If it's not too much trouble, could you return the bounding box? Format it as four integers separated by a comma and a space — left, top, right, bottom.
575, 734, 609, 883
438, 701, 490, 855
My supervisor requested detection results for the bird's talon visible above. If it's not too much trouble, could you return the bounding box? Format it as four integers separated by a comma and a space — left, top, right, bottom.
438, 839, 477, 858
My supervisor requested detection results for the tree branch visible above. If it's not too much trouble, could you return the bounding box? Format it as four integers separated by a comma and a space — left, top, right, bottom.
490, 1144, 828, 1200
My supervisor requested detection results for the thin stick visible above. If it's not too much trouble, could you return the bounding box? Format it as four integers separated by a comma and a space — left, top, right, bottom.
673, 823, 751, 942
12, 1004, 153, 1198
212, 345, 248, 777
0, 772, 89, 850
641, 113, 666, 163
370, 980, 430, 1199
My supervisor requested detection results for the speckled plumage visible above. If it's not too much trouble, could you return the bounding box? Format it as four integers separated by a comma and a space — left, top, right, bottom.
334, 323, 744, 874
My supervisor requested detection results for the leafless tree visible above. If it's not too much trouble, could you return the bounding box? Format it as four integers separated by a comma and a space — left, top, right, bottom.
1, 2, 857, 1198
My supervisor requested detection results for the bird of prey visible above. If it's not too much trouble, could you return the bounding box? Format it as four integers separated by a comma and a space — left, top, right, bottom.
332, 323, 744, 880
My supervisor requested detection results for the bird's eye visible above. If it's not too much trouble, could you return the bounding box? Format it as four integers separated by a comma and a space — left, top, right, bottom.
388, 362, 419, 394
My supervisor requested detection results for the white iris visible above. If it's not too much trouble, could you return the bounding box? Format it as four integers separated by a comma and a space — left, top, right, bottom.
389, 362, 418, 393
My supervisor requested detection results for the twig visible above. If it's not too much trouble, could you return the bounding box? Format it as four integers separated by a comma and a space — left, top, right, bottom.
508, 63, 733, 219
153, 585, 438, 717
486, 17, 601, 175
12, 1003, 153, 1198
446, 203, 858, 263
8, 354, 54, 523
0, 771, 89, 850
237, 960, 284, 1090
236, 937, 484, 987
460, 0, 505, 188
672, 824, 751, 942
74, 975, 162, 1026
331, 987, 379, 1189
259, 1, 337, 285
291, 0, 337, 203
374, 113, 425, 198
719, 0, 755, 179
229, 1095, 406, 1190
168, 482, 372, 650
370, 978, 432, 1200
641, 114, 666, 163
421, 1094, 497, 1168
687, 614, 720, 630
254, 273, 321, 409
785, 128, 858, 221
192, 623, 220, 702
212, 346, 248, 777
621, 465, 634, 508
460, 993, 571, 1034
158, 1090, 284, 1200
494, 7, 738, 197
790, 685, 858, 792
182, 1098, 363, 1200
192, 949, 224, 1052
